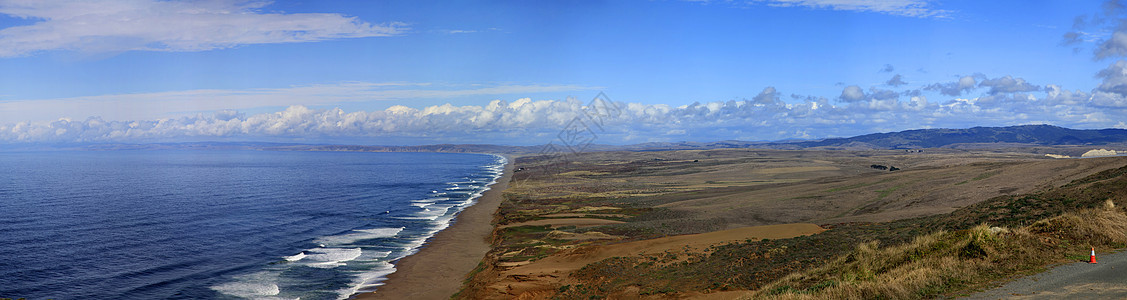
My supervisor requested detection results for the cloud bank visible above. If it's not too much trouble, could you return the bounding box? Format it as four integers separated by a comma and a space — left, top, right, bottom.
5, 72, 1127, 145
0, 0, 404, 57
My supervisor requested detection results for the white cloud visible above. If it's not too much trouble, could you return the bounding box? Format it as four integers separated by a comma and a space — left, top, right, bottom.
748, 0, 950, 18
6, 72, 1127, 145
0, 0, 405, 57
925, 75, 978, 96
1097, 29, 1127, 59
1065, 3, 1127, 59
0, 82, 598, 122
839, 85, 865, 102
886, 74, 907, 87
441, 29, 478, 34
1045, 84, 1090, 106
978, 75, 1040, 95
4, 80, 1124, 145
1097, 60, 1127, 94
752, 86, 781, 105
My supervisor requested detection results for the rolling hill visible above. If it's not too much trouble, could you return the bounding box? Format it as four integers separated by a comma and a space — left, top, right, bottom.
785, 124, 1127, 149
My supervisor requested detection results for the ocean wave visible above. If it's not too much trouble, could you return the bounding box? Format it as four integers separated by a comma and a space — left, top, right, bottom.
340, 261, 397, 294
409, 197, 448, 208
313, 227, 403, 246
211, 272, 285, 298
303, 247, 363, 268
283, 252, 306, 262
220, 154, 508, 300
212, 282, 280, 297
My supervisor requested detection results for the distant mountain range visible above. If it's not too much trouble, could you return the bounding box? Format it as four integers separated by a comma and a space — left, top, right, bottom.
782, 125, 1127, 150
269, 125, 1127, 153
30, 124, 1127, 154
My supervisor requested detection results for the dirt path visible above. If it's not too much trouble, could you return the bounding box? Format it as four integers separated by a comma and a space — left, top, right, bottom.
964, 249, 1127, 299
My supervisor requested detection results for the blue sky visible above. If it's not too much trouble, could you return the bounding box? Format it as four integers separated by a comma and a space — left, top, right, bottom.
1, 0, 1126, 145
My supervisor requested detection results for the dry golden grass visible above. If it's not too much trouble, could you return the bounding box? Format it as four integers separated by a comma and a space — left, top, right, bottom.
1028, 200, 1127, 246
746, 200, 1127, 300
460, 149, 1127, 300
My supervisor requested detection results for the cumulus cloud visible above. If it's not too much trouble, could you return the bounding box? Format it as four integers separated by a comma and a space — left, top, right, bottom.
880, 64, 895, 72
869, 88, 899, 100
886, 74, 908, 87
0, 0, 405, 57
1090, 60, 1127, 107
5, 78, 1125, 145
978, 75, 1040, 95
1045, 84, 1091, 106
1091, 91, 1127, 107
1097, 32, 1127, 59
752, 86, 782, 105
1097, 60, 1127, 94
925, 75, 978, 96
8, 64, 1127, 145
839, 85, 866, 102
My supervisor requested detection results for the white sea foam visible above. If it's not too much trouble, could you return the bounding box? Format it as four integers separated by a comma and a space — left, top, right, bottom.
339, 156, 507, 293
283, 252, 306, 262
358, 250, 392, 261
355, 227, 405, 236
212, 282, 280, 297
336, 156, 509, 299
313, 227, 403, 246
411, 197, 448, 203
427, 206, 454, 219
212, 272, 284, 298
358, 262, 397, 286
409, 197, 447, 208
335, 262, 397, 299
425, 218, 453, 235
304, 247, 363, 268
208, 155, 509, 300
395, 204, 456, 220
401, 237, 428, 253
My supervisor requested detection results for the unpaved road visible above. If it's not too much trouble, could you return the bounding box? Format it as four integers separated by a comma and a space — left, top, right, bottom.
964, 250, 1127, 299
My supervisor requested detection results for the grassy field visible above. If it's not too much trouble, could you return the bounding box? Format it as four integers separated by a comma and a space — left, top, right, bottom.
457, 148, 1127, 299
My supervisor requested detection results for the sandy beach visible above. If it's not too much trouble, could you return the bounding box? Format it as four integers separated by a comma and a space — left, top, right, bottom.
355, 155, 513, 300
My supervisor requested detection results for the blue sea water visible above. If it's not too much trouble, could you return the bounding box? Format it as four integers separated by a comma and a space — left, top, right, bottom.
0, 150, 505, 300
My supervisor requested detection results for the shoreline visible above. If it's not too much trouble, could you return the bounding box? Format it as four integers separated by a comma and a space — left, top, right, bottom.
355, 154, 513, 300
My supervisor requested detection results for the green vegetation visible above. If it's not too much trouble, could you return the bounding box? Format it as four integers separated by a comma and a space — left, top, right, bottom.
875, 184, 905, 201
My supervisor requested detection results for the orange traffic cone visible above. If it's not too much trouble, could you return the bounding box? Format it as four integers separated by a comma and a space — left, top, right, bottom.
1089, 247, 1098, 264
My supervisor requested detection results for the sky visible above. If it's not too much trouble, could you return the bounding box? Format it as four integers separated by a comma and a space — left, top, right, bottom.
1, 0, 1127, 145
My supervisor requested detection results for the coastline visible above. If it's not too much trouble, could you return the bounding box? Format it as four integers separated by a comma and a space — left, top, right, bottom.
355, 154, 513, 300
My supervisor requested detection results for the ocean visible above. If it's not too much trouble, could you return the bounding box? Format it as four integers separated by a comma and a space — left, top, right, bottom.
0, 150, 505, 300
